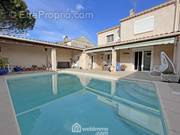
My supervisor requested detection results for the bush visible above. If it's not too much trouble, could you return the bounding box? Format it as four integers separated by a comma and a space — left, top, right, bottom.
0, 57, 9, 68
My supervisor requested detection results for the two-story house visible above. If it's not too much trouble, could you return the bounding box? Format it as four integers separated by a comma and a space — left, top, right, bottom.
85, 0, 180, 75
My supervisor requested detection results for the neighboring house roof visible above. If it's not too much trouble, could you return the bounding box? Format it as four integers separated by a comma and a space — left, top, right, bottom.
121, 0, 175, 22
0, 35, 83, 51
57, 36, 95, 49
85, 31, 180, 51
97, 25, 120, 35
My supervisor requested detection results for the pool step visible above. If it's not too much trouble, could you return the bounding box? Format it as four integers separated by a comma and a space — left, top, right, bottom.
88, 90, 164, 135
117, 102, 164, 135
85, 86, 160, 115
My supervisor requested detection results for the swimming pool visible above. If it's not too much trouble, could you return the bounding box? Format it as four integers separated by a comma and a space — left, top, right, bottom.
7, 73, 167, 135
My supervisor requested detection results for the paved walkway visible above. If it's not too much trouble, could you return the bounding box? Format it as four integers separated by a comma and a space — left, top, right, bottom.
61, 69, 161, 81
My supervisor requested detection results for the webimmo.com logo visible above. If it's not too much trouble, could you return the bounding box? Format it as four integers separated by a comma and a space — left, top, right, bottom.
72, 123, 82, 133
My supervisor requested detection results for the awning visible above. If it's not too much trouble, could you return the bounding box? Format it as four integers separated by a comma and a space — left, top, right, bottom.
85, 37, 176, 53
86, 47, 112, 53
115, 37, 175, 50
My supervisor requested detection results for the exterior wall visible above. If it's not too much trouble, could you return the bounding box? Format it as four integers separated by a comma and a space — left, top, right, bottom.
56, 48, 72, 62
56, 48, 82, 68
70, 37, 95, 48
116, 45, 174, 72
0, 43, 82, 68
79, 52, 91, 69
0, 44, 49, 67
153, 44, 174, 66
98, 26, 120, 46
93, 55, 103, 70
121, 3, 176, 41
118, 49, 134, 71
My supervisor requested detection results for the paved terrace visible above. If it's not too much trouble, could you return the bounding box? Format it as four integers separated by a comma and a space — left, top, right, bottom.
61, 68, 161, 81
0, 70, 179, 135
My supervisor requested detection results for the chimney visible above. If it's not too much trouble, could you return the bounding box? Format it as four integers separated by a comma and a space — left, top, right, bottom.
130, 9, 135, 16
63, 36, 69, 43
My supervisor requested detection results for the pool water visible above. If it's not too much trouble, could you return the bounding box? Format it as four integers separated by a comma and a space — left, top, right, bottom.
7, 73, 167, 135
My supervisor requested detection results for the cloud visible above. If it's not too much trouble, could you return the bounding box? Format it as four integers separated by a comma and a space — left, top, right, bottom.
75, 4, 85, 11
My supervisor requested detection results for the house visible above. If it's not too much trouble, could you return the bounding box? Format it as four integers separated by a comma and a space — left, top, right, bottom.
62, 36, 95, 49
0, 35, 85, 70
0, 0, 180, 76
83, 0, 180, 76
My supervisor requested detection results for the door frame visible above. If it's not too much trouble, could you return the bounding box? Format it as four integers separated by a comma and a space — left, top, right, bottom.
132, 47, 154, 71
91, 55, 94, 69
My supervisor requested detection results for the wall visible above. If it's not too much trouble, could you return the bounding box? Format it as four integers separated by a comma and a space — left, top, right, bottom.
56, 48, 82, 68
0, 43, 82, 68
0, 44, 49, 67
121, 3, 175, 41
98, 26, 120, 46
116, 44, 174, 71
56, 48, 81, 62
79, 52, 91, 69
93, 54, 103, 70
118, 49, 134, 71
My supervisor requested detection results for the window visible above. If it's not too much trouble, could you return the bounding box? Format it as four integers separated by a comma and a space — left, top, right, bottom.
134, 16, 154, 34
107, 34, 114, 43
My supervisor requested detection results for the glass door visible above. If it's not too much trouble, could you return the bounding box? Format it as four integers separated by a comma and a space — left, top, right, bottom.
143, 51, 152, 71
134, 51, 142, 71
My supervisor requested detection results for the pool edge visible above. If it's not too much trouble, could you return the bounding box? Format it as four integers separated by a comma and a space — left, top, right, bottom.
0, 76, 21, 135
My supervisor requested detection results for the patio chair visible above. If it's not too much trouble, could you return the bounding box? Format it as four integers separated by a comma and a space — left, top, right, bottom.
103, 63, 112, 72
152, 51, 179, 82
72, 61, 81, 69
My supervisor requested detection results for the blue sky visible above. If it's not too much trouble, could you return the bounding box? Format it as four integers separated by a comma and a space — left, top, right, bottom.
25, 0, 166, 45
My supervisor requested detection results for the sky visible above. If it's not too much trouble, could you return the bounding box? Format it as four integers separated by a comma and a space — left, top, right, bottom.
24, 0, 166, 45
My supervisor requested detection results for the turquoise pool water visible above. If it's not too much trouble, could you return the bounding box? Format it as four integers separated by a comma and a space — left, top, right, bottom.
7, 73, 167, 135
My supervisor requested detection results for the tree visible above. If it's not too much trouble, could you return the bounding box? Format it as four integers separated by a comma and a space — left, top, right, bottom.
0, 0, 36, 34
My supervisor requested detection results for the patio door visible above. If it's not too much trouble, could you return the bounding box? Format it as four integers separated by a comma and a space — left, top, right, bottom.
134, 52, 142, 71
143, 51, 151, 71
134, 50, 152, 71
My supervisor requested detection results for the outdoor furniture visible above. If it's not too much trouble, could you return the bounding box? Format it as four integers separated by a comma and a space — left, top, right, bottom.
103, 64, 111, 72
150, 65, 161, 76
0, 68, 8, 75
116, 63, 121, 71
72, 61, 80, 69
159, 52, 179, 82
57, 62, 70, 68
14, 66, 23, 72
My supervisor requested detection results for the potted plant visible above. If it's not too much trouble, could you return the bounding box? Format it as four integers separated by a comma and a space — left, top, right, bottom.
0, 57, 9, 75
121, 64, 127, 71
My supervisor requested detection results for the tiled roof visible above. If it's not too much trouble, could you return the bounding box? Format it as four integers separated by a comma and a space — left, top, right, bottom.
85, 31, 180, 51
97, 25, 120, 34
121, 0, 175, 22
0, 35, 83, 51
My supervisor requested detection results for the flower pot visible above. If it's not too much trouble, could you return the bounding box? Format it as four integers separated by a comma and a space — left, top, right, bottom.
0, 68, 8, 75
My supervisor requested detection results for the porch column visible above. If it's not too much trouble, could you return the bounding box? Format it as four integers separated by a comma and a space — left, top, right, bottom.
112, 48, 117, 72
174, 0, 180, 31
176, 36, 180, 75
51, 48, 57, 71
